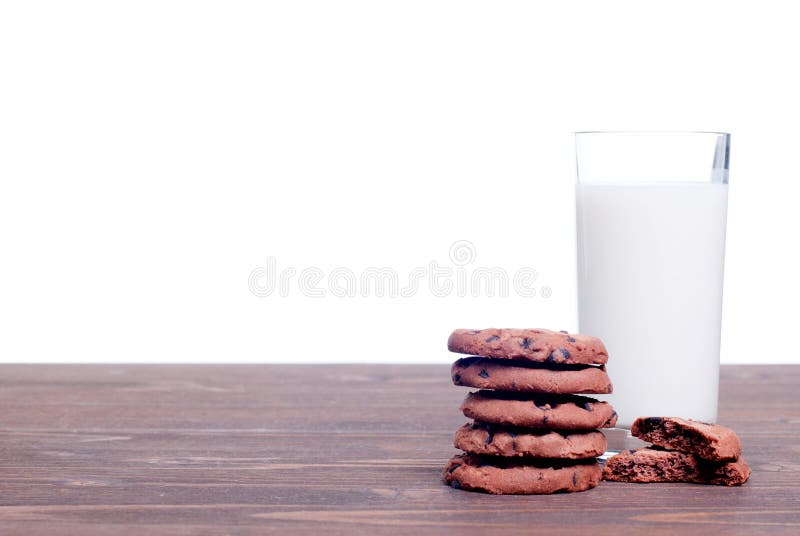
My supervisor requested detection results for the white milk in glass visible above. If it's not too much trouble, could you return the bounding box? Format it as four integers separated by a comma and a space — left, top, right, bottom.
576, 182, 728, 427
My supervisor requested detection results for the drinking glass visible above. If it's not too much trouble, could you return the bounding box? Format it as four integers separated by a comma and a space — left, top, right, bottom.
575, 132, 730, 432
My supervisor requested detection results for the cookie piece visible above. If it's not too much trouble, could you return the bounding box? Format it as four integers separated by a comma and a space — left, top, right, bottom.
602, 447, 751, 486
631, 417, 742, 461
451, 356, 612, 394
454, 421, 607, 459
460, 390, 618, 430
447, 328, 608, 365
444, 454, 601, 494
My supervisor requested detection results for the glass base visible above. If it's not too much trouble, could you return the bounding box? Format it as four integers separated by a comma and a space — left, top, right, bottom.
599, 428, 649, 461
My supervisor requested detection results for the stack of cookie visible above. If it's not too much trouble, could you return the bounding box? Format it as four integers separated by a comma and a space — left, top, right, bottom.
603, 416, 751, 486
443, 328, 617, 494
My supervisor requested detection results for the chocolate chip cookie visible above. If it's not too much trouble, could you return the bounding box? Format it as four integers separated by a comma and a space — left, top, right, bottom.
447, 328, 608, 365
444, 453, 602, 494
454, 421, 607, 459
451, 356, 612, 394
460, 390, 618, 430
602, 447, 751, 486
631, 416, 742, 462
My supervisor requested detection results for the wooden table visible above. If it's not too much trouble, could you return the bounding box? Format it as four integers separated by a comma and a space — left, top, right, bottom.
0, 365, 798, 534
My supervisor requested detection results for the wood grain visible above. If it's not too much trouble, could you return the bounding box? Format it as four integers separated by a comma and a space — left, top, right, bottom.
1, 364, 799, 534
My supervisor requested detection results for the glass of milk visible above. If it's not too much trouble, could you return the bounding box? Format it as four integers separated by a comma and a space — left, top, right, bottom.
575, 132, 730, 430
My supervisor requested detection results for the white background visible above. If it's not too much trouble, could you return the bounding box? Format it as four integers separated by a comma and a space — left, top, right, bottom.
1, 1, 798, 364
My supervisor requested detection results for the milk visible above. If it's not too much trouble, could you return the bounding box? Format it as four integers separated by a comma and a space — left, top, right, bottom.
576, 182, 728, 427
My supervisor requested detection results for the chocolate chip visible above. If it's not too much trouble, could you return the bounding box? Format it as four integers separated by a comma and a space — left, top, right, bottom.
573, 471, 578, 486
453, 374, 461, 384
448, 463, 461, 473
604, 411, 619, 426
547, 348, 569, 362
485, 335, 500, 343
485, 432, 494, 445
511, 381, 517, 389
567, 337, 576, 343
543, 414, 549, 425
521, 337, 531, 349
511, 440, 517, 451
450, 479, 461, 489
470, 330, 482, 334
479, 369, 489, 379
581, 401, 592, 411
643, 416, 663, 429
559, 330, 568, 334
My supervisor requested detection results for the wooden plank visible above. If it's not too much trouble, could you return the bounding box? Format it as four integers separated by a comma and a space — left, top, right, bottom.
0, 365, 799, 534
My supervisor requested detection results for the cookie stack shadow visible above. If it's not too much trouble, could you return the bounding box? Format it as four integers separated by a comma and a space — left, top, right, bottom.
443, 328, 617, 494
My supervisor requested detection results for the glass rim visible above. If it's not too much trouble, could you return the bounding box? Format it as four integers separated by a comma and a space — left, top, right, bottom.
575, 130, 730, 136
574, 130, 730, 185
